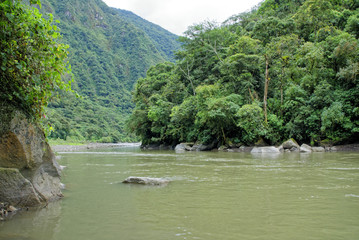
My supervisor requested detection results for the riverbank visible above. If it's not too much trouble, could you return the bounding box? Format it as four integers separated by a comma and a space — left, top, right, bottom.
51, 141, 359, 153
51, 143, 141, 152
146, 141, 359, 153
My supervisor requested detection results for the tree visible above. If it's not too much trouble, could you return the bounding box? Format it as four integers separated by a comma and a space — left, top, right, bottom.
177, 21, 234, 92
252, 17, 296, 45
221, 36, 262, 101
345, 13, 359, 38
321, 102, 351, 142
128, 0, 359, 146
268, 35, 300, 94
127, 62, 184, 144
0, 0, 73, 120
294, 0, 336, 40
169, 96, 198, 142
263, 54, 270, 123
195, 90, 242, 144
236, 103, 265, 145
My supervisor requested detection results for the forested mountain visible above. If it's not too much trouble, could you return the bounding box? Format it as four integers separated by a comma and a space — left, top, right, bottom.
129, 0, 359, 146
40, 0, 180, 142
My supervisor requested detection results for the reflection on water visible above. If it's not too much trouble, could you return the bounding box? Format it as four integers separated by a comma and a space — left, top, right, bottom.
0, 201, 62, 240
1, 147, 359, 240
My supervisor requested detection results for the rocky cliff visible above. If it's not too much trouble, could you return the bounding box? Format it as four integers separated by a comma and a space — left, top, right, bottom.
0, 106, 63, 207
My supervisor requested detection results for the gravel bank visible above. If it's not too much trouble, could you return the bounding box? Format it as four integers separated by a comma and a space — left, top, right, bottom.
51, 143, 141, 152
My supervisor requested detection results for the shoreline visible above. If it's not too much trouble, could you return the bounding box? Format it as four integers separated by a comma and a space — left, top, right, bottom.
51, 142, 359, 153
51, 142, 141, 152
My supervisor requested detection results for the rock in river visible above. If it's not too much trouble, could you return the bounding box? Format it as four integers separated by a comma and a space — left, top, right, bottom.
282, 139, 300, 151
300, 144, 312, 153
251, 146, 280, 153
122, 177, 169, 186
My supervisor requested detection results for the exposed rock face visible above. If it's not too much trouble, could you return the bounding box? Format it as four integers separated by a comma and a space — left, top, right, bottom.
0, 106, 63, 207
0, 168, 41, 206
122, 176, 169, 186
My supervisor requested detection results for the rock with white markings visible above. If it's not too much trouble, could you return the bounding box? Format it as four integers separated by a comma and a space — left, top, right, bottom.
122, 177, 169, 186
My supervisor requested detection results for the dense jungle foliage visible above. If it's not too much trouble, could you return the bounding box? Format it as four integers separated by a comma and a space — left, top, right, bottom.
0, 0, 73, 121
39, 0, 180, 142
128, 0, 359, 146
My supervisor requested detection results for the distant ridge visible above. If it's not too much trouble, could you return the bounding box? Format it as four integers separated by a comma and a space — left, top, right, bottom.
114, 8, 180, 61
39, 0, 181, 142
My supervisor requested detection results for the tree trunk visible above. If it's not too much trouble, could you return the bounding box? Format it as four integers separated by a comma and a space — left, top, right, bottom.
264, 55, 270, 123
221, 127, 226, 144
179, 62, 196, 96
280, 65, 284, 117
248, 87, 255, 102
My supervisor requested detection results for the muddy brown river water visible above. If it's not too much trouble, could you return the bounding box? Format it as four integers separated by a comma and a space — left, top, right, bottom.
1, 145, 358, 240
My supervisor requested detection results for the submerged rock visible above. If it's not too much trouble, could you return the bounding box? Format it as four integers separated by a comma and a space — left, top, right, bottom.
122, 177, 169, 186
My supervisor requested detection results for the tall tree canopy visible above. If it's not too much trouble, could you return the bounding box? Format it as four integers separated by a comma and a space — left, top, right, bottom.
128, 0, 359, 146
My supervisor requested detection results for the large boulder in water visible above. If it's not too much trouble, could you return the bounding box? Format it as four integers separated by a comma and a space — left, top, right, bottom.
122, 176, 169, 186
174, 142, 217, 152
0, 106, 63, 207
175, 143, 190, 152
282, 139, 300, 151
300, 144, 312, 153
193, 141, 218, 151
251, 146, 280, 153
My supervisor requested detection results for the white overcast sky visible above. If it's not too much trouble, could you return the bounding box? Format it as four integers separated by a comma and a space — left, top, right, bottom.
102, 0, 264, 35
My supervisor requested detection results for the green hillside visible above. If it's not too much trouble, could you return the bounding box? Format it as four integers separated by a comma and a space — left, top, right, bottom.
115, 8, 179, 61
129, 0, 359, 146
40, 0, 180, 142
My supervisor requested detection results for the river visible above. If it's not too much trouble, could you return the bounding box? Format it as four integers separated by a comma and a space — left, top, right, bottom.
1, 145, 359, 240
